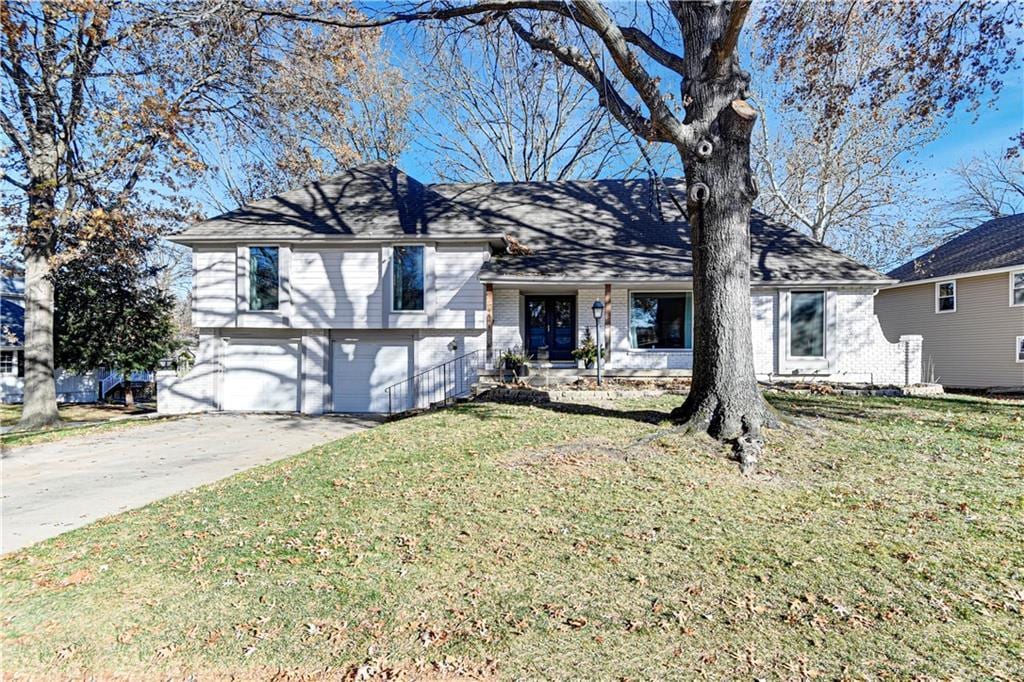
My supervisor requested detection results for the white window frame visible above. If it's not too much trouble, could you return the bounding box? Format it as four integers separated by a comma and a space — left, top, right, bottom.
247, 245, 280, 313
935, 280, 956, 314
1017, 336, 1024, 364
1010, 270, 1024, 308
390, 243, 426, 313
786, 290, 828, 361
627, 291, 693, 351
0, 349, 15, 375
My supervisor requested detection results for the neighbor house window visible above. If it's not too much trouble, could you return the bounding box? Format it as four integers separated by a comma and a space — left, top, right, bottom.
248, 246, 279, 311
629, 293, 692, 349
0, 350, 14, 374
1011, 271, 1024, 307
789, 291, 825, 358
935, 280, 956, 313
1017, 336, 1024, 363
393, 245, 425, 311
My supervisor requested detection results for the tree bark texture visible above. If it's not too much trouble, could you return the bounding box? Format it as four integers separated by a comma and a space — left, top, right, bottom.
668, 4, 776, 471
672, 101, 777, 471
18, 191, 60, 430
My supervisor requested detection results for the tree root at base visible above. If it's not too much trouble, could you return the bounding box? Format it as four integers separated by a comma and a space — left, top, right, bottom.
668, 393, 780, 474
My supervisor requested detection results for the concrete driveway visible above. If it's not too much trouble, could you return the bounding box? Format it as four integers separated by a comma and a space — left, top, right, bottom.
1, 413, 376, 553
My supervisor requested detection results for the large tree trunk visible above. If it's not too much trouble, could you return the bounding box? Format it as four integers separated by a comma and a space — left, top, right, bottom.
671, 100, 777, 472
18, 238, 60, 430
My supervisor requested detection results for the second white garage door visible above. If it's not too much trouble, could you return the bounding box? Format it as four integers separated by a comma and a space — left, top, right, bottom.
332, 336, 411, 413
222, 340, 300, 412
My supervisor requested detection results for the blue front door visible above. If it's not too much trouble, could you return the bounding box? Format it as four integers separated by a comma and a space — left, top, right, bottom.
525, 296, 576, 361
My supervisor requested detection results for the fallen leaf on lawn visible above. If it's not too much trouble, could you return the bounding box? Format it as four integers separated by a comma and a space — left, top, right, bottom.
62, 569, 93, 587
564, 617, 587, 629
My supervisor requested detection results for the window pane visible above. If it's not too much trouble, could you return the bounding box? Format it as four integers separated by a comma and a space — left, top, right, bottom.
1014, 273, 1024, 305
1019, 337, 1024, 362
527, 300, 546, 351
249, 247, 279, 311
630, 294, 690, 349
790, 291, 825, 357
393, 245, 424, 311
938, 282, 954, 298
0, 350, 12, 374
938, 294, 955, 311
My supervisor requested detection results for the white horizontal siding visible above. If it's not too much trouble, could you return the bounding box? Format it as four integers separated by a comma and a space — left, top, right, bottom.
433, 246, 486, 329
193, 250, 236, 327
290, 248, 382, 328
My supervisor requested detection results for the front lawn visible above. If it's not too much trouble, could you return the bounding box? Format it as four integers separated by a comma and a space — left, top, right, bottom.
1, 402, 160, 448
1, 393, 1021, 678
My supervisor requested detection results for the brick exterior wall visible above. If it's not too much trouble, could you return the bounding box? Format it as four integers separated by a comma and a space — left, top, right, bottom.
489, 286, 920, 385
492, 289, 523, 353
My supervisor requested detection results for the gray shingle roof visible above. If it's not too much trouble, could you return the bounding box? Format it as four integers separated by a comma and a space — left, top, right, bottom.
176, 163, 891, 284
174, 162, 500, 240
431, 178, 889, 283
1, 299, 23, 346
887, 213, 1024, 282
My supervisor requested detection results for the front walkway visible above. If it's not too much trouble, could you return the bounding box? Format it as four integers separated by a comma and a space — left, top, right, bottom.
1, 413, 376, 553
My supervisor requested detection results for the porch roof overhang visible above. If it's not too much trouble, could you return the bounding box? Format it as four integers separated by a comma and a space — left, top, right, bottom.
482, 275, 897, 288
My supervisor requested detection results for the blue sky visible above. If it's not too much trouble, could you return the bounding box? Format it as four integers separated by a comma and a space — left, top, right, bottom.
914, 75, 1023, 201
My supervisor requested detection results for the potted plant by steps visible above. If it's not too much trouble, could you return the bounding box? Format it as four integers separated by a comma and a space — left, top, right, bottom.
572, 329, 598, 369
499, 346, 527, 381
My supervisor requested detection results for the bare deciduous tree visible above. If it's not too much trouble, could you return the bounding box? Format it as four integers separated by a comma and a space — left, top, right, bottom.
756, 0, 1022, 270
203, 17, 412, 206
414, 23, 667, 182
931, 149, 1024, 242
0, 0, 407, 429
751, 7, 934, 270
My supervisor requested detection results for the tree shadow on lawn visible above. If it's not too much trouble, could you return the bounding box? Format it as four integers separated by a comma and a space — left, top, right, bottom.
463, 399, 669, 425
462, 392, 1019, 445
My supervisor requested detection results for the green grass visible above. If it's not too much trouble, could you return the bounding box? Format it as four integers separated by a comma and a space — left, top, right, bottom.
1, 403, 163, 448
2, 394, 1022, 678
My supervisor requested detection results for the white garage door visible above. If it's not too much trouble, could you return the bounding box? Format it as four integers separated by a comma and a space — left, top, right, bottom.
332, 336, 411, 413
222, 340, 300, 412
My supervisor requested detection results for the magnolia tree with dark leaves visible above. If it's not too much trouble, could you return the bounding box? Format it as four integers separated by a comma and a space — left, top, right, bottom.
256, 0, 1021, 470
54, 235, 178, 407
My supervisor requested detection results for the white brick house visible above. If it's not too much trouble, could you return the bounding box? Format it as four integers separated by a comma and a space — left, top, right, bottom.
160, 163, 921, 415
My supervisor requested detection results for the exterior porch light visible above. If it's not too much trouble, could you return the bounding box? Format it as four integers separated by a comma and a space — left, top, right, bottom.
591, 300, 605, 386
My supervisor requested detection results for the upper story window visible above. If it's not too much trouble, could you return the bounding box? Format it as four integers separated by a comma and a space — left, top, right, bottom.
249, 246, 279, 311
393, 245, 425, 311
0, 350, 15, 375
935, 280, 956, 313
1011, 271, 1024, 307
629, 293, 692, 349
790, 291, 825, 358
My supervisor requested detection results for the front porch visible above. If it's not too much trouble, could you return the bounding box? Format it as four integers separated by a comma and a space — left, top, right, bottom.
483, 282, 696, 373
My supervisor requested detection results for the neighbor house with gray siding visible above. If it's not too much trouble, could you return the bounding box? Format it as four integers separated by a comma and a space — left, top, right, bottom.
875, 214, 1024, 389
160, 163, 922, 415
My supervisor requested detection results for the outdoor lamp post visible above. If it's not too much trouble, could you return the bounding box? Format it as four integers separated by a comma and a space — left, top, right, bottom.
591, 300, 604, 386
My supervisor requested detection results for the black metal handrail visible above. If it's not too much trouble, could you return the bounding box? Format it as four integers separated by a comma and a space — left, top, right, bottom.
384, 348, 498, 416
